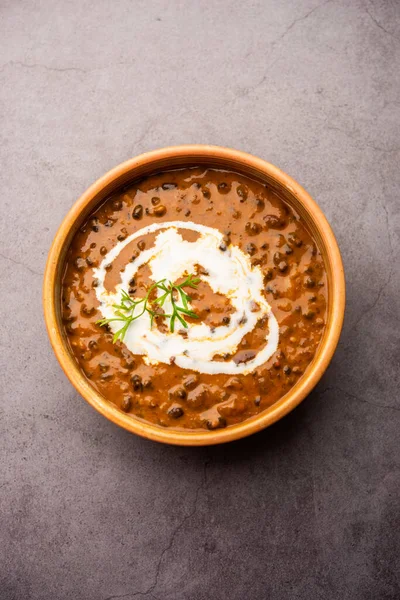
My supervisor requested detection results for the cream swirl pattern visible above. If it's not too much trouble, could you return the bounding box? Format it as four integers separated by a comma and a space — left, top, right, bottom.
93, 221, 279, 375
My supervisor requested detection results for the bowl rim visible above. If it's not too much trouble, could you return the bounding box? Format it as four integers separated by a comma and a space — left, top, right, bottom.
43, 144, 345, 446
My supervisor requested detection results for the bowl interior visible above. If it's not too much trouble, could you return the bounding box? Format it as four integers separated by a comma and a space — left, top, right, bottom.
45, 146, 345, 445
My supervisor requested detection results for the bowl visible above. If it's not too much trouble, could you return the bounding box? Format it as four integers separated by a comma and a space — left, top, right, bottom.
43, 145, 345, 445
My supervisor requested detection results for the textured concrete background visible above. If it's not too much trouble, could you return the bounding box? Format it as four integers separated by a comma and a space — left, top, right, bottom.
1, 1, 399, 599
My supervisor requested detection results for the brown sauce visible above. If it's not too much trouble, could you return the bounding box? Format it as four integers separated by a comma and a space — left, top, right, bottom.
62, 168, 327, 431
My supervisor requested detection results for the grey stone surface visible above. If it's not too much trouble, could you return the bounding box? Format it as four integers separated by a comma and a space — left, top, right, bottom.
1, 0, 399, 598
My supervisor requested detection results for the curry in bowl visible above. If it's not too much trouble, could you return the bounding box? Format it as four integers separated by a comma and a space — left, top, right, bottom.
61, 167, 327, 431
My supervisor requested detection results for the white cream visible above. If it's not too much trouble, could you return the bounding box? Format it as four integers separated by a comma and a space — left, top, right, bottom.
93, 221, 279, 375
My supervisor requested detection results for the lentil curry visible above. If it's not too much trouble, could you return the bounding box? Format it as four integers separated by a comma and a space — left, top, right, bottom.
62, 168, 327, 431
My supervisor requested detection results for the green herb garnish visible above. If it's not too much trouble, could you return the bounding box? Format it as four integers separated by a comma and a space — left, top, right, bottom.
96, 274, 200, 342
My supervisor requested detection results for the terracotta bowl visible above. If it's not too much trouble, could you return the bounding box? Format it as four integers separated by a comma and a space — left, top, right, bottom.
43, 145, 345, 446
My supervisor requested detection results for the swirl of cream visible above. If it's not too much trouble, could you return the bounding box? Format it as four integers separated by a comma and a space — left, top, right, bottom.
93, 221, 279, 375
